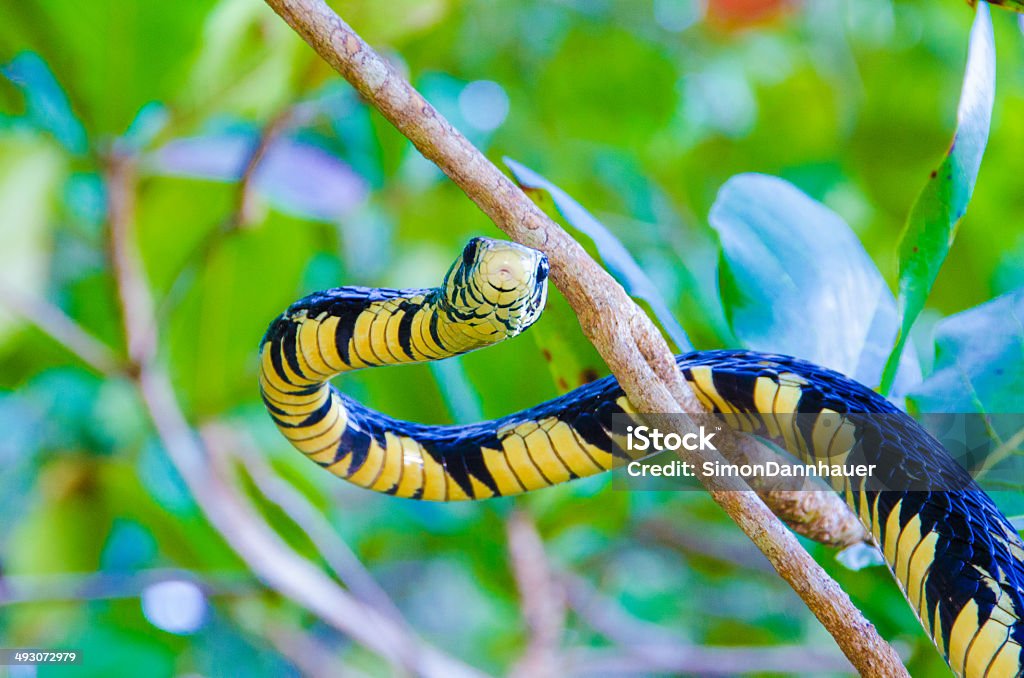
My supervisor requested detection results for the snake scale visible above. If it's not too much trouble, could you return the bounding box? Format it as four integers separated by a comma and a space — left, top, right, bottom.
259, 237, 1024, 677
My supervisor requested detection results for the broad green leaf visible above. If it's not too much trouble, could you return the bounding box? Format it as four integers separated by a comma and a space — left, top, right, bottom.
6, 459, 114, 575
152, 131, 369, 223
907, 288, 1024, 415
0, 133, 64, 341
503, 157, 692, 352
2, 2, 214, 135
429, 356, 483, 424
881, 4, 995, 394
530, 286, 607, 394
709, 173, 920, 391
135, 177, 234, 297
184, 0, 309, 123
907, 289, 1024, 495
165, 207, 320, 416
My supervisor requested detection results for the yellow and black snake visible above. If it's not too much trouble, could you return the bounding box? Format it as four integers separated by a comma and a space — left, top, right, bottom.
260, 237, 1024, 677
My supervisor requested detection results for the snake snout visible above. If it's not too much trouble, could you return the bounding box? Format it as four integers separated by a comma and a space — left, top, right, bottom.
483, 248, 537, 292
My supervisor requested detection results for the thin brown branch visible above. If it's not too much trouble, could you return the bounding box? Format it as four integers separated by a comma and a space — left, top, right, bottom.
233, 109, 293, 229
0, 282, 126, 375
108, 153, 157, 367
260, 2, 904, 675
201, 422, 406, 625
104, 153, 486, 678
707, 442, 867, 548
506, 511, 566, 678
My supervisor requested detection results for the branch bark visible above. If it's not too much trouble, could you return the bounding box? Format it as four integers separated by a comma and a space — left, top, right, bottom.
260, 2, 904, 675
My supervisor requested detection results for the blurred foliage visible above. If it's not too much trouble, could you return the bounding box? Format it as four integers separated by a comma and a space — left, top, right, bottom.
1, 1, 1023, 677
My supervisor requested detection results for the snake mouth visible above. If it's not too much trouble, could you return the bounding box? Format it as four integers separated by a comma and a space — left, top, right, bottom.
487, 280, 519, 293
478, 244, 543, 295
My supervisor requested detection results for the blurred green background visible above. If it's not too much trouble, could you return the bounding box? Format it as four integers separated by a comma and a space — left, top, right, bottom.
1, 0, 1023, 676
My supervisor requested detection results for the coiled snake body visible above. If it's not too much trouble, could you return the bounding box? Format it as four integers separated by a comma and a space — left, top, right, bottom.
260, 238, 1024, 677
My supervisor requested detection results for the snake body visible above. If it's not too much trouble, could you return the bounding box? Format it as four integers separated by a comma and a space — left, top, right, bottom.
260, 238, 1024, 677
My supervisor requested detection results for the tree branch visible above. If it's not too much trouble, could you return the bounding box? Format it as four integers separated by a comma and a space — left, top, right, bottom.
233, 108, 293, 229
201, 421, 407, 625
0, 281, 126, 375
260, 2, 904, 674
506, 511, 566, 678
104, 151, 486, 678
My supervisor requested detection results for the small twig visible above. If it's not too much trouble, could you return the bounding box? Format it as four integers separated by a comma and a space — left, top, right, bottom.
108, 152, 157, 366
261, 2, 904, 674
201, 421, 407, 625
561, 571, 689, 649
0, 282, 126, 375
233, 108, 294, 229
506, 511, 566, 678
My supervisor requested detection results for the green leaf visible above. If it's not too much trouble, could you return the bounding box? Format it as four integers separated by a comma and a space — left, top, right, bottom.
530, 286, 607, 394
0, 133, 64, 341
429, 356, 483, 424
165, 207, 321, 416
880, 3, 995, 394
183, 0, 309, 123
1, 52, 87, 154
709, 173, 920, 391
503, 157, 692, 352
907, 288, 1024, 415
3, 2, 215, 136
906, 289, 1024, 490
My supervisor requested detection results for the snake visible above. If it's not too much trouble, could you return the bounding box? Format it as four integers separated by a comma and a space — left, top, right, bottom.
259, 237, 1024, 677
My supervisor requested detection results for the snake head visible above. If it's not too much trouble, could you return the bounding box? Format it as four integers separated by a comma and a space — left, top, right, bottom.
441, 237, 548, 341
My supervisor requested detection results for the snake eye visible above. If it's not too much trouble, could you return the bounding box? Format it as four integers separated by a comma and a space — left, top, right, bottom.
536, 256, 549, 283
462, 238, 482, 269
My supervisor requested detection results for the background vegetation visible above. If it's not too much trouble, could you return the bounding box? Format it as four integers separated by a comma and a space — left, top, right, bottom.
1, 0, 1023, 676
